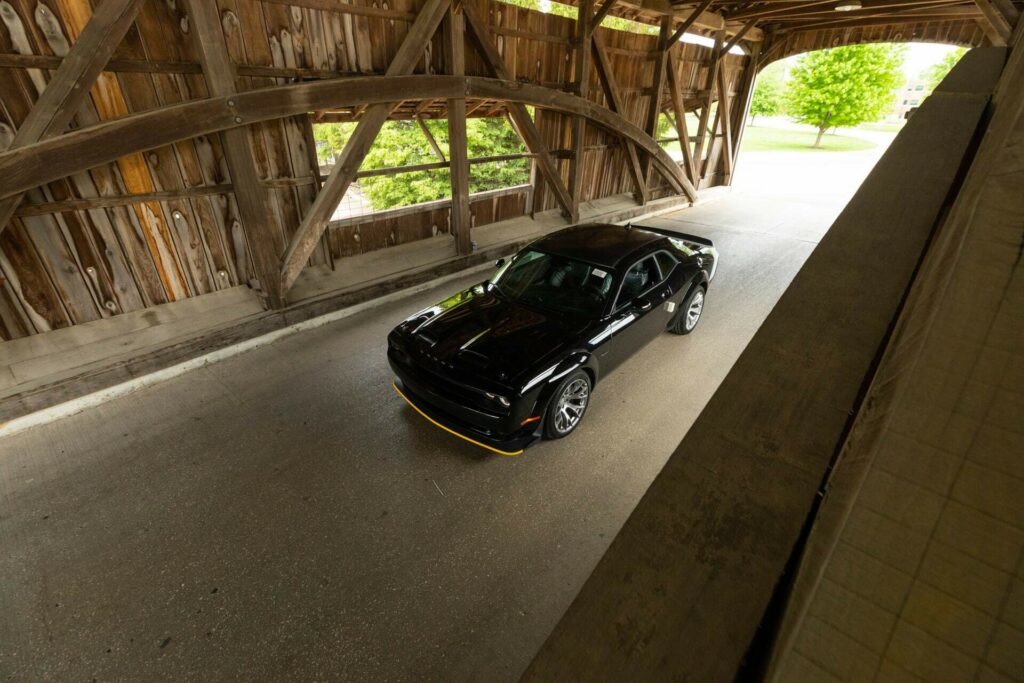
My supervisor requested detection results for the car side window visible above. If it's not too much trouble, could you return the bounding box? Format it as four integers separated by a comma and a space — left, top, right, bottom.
616, 256, 659, 309
655, 250, 678, 278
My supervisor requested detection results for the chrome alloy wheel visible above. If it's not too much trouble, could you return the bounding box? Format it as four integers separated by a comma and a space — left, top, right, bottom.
553, 378, 589, 434
685, 290, 704, 331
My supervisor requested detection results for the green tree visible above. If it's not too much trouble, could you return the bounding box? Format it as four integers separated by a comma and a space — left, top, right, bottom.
749, 62, 785, 122
922, 47, 967, 93
317, 116, 530, 211
785, 44, 906, 147
312, 122, 354, 164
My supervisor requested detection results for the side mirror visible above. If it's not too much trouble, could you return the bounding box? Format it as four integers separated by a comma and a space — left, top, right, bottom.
495, 258, 506, 268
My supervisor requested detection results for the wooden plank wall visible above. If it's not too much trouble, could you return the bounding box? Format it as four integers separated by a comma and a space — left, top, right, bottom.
0, 0, 735, 341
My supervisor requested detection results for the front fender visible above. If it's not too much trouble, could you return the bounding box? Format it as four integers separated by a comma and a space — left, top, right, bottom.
520, 351, 599, 417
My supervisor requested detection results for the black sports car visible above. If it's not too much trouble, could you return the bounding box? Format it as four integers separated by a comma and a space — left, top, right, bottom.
388, 223, 718, 455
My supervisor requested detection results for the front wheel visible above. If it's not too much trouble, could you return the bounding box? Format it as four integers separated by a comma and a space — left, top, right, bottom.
542, 370, 591, 439
670, 286, 706, 335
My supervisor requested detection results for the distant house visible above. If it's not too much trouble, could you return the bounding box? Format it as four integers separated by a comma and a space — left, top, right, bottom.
890, 79, 929, 120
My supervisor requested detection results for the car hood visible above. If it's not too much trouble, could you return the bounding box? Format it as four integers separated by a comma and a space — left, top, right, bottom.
397, 284, 584, 385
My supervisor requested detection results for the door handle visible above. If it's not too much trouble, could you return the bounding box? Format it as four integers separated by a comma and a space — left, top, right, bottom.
637, 300, 652, 312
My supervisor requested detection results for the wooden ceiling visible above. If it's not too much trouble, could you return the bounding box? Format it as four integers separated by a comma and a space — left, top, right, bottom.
589, 0, 1019, 52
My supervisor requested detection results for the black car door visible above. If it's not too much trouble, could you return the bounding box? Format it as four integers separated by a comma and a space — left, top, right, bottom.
601, 254, 673, 372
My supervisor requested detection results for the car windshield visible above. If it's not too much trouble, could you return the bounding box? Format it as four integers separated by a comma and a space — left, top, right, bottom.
490, 249, 615, 317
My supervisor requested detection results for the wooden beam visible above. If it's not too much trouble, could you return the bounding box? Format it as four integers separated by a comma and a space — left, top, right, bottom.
721, 19, 757, 54
0, 0, 146, 238
279, 0, 452, 295
668, 0, 714, 45
185, 0, 288, 308
0, 76, 694, 207
642, 16, 672, 186
728, 40, 762, 180
445, 7, 472, 255
416, 116, 448, 163
715, 55, 734, 182
592, 0, 619, 28
666, 50, 698, 186
463, 2, 576, 220
974, 0, 1012, 44
693, 31, 724, 179
592, 32, 648, 204
569, 0, 595, 221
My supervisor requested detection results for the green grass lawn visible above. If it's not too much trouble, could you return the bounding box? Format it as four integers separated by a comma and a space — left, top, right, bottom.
738, 126, 877, 152
854, 121, 905, 134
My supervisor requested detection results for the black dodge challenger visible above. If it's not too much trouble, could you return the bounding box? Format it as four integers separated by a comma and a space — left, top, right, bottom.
388, 223, 718, 455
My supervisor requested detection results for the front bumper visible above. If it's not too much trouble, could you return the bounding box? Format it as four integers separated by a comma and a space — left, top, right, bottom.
387, 352, 540, 454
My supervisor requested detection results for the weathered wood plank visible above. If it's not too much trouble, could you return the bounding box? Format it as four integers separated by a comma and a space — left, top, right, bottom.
186, 0, 288, 307
0, 0, 146, 237
445, 7, 471, 255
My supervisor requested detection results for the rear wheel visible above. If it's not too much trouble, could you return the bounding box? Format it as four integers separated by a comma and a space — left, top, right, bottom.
542, 370, 591, 439
670, 285, 706, 335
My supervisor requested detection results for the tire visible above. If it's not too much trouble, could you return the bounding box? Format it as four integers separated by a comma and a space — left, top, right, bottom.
542, 369, 592, 440
670, 285, 706, 335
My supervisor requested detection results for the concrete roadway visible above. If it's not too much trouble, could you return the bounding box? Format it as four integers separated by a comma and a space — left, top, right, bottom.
0, 142, 882, 680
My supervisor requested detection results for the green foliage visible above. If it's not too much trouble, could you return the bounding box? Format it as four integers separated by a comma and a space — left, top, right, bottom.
922, 47, 967, 93
784, 44, 906, 146
749, 62, 785, 121
314, 117, 530, 211
313, 122, 354, 164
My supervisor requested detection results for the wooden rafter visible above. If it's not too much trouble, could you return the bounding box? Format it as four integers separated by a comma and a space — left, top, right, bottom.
462, 1, 576, 220
184, 0, 287, 308
279, 0, 453, 295
721, 19, 757, 54
0, 0, 147, 238
592, 0, 620, 27
974, 0, 1013, 44
668, 0, 715, 45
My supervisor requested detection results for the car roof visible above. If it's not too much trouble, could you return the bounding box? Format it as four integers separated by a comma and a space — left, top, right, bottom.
531, 224, 665, 269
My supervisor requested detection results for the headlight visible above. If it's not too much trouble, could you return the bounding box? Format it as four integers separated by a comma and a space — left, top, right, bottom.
485, 392, 511, 407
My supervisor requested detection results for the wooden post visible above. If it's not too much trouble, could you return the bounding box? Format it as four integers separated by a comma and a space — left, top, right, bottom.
417, 116, 448, 163
666, 50, 698, 187
693, 30, 724, 180
715, 54, 735, 183
445, 8, 472, 255
0, 0, 147, 238
185, 0, 289, 308
280, 0, 452, 295
728, 40, 762, 183
592, 32, 648, 204
301, 114, 334, 271
568, 0, 594, 221
641, 16, 672, 185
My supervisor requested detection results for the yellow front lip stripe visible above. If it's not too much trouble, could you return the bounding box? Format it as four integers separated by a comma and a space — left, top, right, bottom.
392, 383, 524, 457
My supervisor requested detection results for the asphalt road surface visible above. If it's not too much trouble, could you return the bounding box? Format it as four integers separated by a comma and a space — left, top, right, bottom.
0, 142, 880, 679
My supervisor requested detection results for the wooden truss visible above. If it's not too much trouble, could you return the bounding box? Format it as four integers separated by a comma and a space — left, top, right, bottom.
0, 0, 1002, 325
